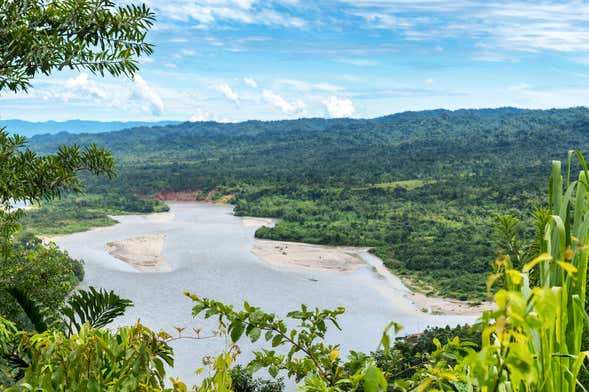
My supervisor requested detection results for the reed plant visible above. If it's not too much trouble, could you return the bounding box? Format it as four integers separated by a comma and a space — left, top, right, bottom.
456, 151, 589, 391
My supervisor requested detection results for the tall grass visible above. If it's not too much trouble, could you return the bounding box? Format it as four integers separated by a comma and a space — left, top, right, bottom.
537, 152, 589, 390
468, 151, 589, 391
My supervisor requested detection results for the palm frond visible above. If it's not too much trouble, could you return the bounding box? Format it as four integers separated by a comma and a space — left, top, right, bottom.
61, 287, 133, 335
6, 288, 51, 333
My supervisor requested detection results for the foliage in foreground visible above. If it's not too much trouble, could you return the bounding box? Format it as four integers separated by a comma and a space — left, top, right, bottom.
0, 0, 156, 331
4, 150, 589, 390
1, 287, 146, 389
0, 0, 155, 92
0, 233, 84, 327
8, 321, 173, 391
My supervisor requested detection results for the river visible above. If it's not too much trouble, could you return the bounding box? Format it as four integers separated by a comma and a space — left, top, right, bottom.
52, 202, 478, 386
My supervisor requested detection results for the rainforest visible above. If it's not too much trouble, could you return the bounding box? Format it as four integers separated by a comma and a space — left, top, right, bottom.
3, 0, 589, 391
26, 107, 589, 300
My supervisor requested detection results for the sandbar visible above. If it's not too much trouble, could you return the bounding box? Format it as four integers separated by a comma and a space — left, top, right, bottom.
252, 239, 368, 272
106, 234, 171, 272
252, 238, 493, 315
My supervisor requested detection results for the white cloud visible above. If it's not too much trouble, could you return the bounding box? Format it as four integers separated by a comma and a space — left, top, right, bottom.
279, 79, 311, 91
190, 108, 215, 122
262, 89, 305, 114
254, 9, 306, 28
334, 58, 380, 67
278, 79, 344, 92
63, 74, 108, 101
244, 77, 258, 88
345, 1, 589, 54
506, 82, 589, 108
508, 82, 531, 93
218, 83, 240, 105
180, 49, 196, 56
323, 96, 355, 118
314, 83, 344, 92
348, 11, 412, 29
133, 75, 165, 116
424, 78, 434, 85
189, 108, 233, 123
145, 0, 306, 28
21, 73, 165, 117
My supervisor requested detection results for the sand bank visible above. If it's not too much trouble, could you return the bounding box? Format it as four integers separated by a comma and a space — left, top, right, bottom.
252, 239, 369, 272
252, 238, 492, 315
407, 291, 494, 315
106, 234, 171, 272
241, 216, 276, 228
362, 251, 495, 316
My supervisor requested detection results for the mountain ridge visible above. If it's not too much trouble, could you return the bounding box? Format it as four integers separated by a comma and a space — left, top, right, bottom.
0, 119, 181, 137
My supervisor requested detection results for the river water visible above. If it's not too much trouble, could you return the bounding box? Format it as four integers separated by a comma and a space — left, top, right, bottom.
53, 202, 477, 386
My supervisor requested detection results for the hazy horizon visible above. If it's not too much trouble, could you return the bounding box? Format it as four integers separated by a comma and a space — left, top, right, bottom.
4, 105, 589, 125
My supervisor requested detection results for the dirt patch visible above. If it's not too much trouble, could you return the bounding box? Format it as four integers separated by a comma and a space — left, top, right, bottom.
145, 191, 234, 203
149, 191, 203, 201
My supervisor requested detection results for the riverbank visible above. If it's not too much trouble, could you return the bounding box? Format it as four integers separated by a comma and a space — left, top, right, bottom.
408, 290, 493, 315
148, 190, 234, 204
251, 239, 367, 272
39, 201, 490, 316
249, 237, 492, 316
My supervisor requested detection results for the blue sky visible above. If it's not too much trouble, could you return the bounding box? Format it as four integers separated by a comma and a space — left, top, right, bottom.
2, 0, 589, 122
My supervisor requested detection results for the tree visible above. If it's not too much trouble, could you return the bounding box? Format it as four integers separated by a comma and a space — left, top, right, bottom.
0, 0, 154, 323
1, 287, 135, 386
0, 132, 116, 253
0, 0, 155, 252
0, 0, 155, 92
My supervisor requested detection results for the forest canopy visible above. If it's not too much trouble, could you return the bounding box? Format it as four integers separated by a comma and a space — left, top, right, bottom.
24, 107, 589, 299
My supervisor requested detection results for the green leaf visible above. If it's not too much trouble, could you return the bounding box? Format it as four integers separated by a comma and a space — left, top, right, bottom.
272, 334, 282, 347
268, 365, 279, 378
249, 327, 261, 343
363, 365, 387, 392
61, 286, 133, 335
230, 321, 245, 342
191, 303, 206, 316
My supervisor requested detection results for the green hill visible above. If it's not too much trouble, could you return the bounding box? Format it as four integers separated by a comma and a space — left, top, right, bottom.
27, 107, 589, 300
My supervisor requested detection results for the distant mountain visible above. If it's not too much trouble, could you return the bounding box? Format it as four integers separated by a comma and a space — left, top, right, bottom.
30, 107, 589, 187
0, 119, 181, 137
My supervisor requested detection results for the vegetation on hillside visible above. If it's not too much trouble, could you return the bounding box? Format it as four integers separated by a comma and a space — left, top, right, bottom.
28, 107, 589, 299
0, 233, 84, 329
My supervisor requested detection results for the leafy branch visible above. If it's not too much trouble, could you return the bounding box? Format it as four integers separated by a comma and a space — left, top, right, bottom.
0, 0, 155, 92
185, 292, 394, 392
